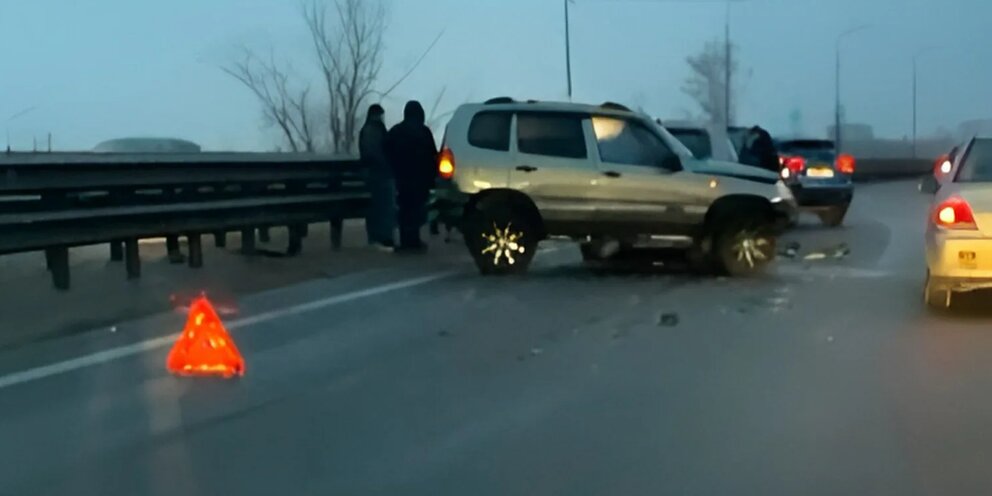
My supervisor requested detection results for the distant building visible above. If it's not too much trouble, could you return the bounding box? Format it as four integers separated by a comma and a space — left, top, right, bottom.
93, 137, 201, 153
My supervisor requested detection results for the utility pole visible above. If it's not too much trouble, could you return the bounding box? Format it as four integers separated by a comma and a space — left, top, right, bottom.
912, 47, 938, 159
724, 1, 731, 127
835, 25, 869, 154
564, 0, 573, 100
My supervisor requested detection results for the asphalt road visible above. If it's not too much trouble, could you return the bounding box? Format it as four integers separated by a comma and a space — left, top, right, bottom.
3, 180, 991, 495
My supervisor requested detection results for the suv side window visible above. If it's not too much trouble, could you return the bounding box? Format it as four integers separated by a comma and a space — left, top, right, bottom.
592, 116, 677, 169
516, 113, 587, 159
468, 111, 512, 151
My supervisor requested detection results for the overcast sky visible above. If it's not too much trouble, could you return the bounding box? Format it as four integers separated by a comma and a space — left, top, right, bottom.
0, 0, 989, 151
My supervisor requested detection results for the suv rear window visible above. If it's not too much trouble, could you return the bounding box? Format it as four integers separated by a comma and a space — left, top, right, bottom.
956, 139, 992, 182
517, 113, 587, 159
779, 140, 836, 162
468, 112, 511, 151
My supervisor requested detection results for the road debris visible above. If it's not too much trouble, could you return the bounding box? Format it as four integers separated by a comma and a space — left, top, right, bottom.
658, 313, 680, 327
778, 242, 801, 259
530, 347, 544, 356
831, 243, 851, 259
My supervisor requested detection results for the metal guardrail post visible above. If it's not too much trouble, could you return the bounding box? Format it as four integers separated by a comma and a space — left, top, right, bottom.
166, 235, 184, 264
240, 228, 256, 255
188, 234, 203, 268
287, 225, 304, 256
330, 218, 343, 251
49, 246, 70, 290
125, 239, 140, 280
109, 240, 124, 262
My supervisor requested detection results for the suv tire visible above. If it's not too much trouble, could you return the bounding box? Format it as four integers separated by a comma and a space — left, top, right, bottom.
714, 217, 776, 277
818, 203, 850, 227
465, 202, 538, 275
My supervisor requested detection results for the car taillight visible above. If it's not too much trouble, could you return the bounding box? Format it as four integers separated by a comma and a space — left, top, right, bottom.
783, 156, 806, 174
438, 147, 455, 180
933, 196, 977, 230
836, 153, 856, 175
934, 154, 952, 176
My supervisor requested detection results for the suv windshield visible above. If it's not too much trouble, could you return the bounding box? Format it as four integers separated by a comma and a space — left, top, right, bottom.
779, 140, 836, 162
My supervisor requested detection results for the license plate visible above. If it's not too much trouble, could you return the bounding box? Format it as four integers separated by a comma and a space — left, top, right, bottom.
806, 167, 835, 178
960, 251, 977, 269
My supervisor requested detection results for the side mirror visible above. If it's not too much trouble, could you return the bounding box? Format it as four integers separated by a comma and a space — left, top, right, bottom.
919, 174, 940, 194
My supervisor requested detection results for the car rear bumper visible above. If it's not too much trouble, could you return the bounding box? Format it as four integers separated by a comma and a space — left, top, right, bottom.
790, 183, 853, 208
926, 232, 992, 281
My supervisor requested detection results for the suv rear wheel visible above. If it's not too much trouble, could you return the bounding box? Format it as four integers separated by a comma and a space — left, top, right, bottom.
465, 202, 538, 275
714, 218, 776, 277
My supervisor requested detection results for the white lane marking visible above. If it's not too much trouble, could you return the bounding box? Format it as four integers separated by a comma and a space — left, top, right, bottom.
0, 271, 457, 390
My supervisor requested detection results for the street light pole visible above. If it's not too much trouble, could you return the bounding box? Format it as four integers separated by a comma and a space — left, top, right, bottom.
912, 47, 938, 159
835, 25, 869, 153
724, 1, 731, 127
564, 0, 573, 100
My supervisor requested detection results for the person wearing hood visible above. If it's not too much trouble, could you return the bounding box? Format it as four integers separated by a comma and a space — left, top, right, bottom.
740, 125, 779, 172
385, 101, 438, 252
360, 104, 395, 250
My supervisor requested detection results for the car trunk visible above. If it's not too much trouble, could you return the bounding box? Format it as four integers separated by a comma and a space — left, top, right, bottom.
955, 184, 992, 236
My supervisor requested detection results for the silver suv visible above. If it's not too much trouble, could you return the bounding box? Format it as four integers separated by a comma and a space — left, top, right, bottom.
435, 99, 797, 276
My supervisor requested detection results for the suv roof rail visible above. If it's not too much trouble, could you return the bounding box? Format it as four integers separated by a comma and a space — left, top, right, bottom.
600, 102, 632, 112
484, 97, 516, 104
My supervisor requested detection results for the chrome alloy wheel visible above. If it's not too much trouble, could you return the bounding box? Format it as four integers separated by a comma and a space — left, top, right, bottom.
481, 222, 526, 266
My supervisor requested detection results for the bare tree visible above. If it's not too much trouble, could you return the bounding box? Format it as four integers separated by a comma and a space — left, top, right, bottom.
303, 0, 385, 154
223, 48, 318, 152
682, 40, 742, 127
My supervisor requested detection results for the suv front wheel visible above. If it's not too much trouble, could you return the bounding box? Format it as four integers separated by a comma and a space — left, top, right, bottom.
714, 218, 776, 277
465, 202, 539, 275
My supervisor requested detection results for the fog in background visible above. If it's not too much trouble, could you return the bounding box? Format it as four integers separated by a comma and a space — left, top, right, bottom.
1, 0, 989, 151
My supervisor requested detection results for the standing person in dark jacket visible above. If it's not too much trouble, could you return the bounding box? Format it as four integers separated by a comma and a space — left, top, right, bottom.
740, 125, 780, 172
360, 104, 395, 251
386, 101, 438, 252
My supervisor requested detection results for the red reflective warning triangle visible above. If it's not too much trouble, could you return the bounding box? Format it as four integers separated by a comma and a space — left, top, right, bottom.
166, 295, 245, 378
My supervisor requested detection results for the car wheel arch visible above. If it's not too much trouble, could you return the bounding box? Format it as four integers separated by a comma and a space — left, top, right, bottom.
466, 188, 546, 238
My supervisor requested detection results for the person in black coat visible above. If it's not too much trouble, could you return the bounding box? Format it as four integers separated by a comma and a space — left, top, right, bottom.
385, 101, 438, 251
359, 104, 395, 250
740, 125, 780, 172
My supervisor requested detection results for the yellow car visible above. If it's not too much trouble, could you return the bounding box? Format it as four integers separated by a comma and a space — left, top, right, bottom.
923, 137, 992, 309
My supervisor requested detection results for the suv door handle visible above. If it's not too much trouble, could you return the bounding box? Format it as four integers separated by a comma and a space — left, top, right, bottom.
515, 165, 538, 173
602, 171, 622, 178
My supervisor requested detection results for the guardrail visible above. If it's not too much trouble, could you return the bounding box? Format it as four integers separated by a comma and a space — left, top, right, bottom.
853, 158, 932, 182
0, 152, 367, 290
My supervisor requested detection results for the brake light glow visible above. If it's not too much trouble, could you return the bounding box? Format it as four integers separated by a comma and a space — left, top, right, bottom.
438, 148, 455, 179
783, 156, 806, 174
934, 196, 977, 230
836, 153, 856, 174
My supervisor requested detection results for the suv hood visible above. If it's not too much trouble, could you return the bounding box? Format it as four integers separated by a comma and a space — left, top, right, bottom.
686, 159, 779, 185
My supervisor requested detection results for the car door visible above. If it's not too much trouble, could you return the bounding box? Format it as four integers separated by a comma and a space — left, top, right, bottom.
590, 115, 695, 234
510, 111, 600, 232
